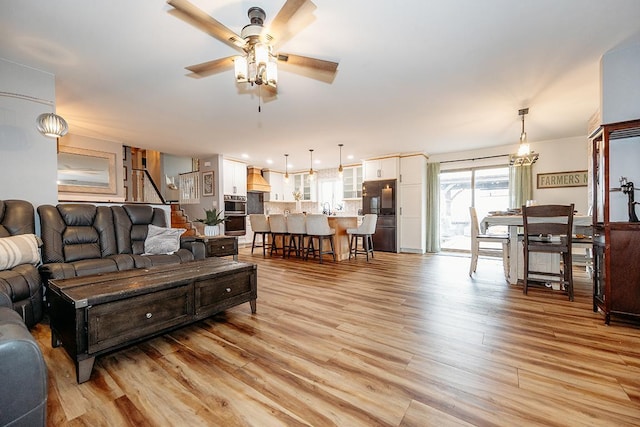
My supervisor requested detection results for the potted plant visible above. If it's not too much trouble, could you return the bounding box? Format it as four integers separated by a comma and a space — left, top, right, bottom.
196, 208, 226, 236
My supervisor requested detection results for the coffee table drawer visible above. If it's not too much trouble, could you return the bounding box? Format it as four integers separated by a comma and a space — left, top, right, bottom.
87, 284, 193, 353
195, 271, 253, 316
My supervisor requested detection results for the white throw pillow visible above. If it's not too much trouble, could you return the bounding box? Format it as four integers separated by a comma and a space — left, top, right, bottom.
0, 234, 41, 270
143, 224, 186, 255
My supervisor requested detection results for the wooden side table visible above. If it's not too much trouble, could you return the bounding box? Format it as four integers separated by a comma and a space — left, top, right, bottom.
197, 235, 238, 260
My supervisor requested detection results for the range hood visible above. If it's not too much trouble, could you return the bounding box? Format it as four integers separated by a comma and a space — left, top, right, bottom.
246, 167, 271, 193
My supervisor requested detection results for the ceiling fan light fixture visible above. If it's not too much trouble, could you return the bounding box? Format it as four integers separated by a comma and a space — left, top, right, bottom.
36, 113, 68, 138
234, 56, 248, 83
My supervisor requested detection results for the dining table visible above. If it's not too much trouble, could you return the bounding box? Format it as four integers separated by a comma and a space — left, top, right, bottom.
480, 213, 592, 285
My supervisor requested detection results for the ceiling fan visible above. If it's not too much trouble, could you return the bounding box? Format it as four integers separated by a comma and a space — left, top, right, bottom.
167, 0, 339, 93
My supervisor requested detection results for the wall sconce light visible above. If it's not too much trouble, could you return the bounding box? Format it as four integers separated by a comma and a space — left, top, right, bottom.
36, 113, 68, 138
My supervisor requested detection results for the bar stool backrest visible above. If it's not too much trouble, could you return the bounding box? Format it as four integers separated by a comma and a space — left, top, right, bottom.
249, 214, 270, 233
306, 214, 332, 236
269, 214, 288, 233
287, 213, 306, 234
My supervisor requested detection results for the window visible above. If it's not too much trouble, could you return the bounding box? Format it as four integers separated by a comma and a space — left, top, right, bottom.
440, 166, 509, 251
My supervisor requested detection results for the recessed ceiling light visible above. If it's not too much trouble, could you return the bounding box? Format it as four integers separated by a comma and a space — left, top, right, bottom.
241, 153, 249, 159
266, 159, 273, 164
347, 154, 354, 160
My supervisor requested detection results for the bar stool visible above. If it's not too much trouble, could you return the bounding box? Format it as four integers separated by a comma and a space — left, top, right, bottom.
248, 214, 271, 257
269, 214, 289, 258
347, 214, 377, 261
286, 213, 307, 258
304, 214, 336, 264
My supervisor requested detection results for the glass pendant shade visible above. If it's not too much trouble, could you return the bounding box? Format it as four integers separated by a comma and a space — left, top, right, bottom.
234, 56, 248, 83
36, 113, 68, 138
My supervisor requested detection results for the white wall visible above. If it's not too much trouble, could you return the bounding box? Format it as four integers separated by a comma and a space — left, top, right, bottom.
601, 41, 640, 124
0, 58, 58, 208
430, 135, 590, 214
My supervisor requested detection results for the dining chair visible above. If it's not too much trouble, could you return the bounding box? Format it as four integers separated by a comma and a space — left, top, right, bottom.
469, 207, 510, 279
268, 214, 289, 258
522, 204, 575, 300
248, 214, 271, 257
286, 213, 307, 258
347, 214, 378, 261
304, 214, 336, 264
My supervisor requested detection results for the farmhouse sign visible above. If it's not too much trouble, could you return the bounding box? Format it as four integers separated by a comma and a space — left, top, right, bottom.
537, 170, 588, 189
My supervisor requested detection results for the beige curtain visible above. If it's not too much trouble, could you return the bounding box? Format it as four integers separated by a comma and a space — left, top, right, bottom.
509, 164, 533, 209
426, 162, 440, 253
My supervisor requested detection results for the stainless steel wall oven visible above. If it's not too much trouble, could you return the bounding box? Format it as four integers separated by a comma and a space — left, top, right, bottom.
224, 195, 247, 236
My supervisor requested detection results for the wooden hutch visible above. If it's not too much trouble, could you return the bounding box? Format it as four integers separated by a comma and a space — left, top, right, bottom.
591, 118, 640, 324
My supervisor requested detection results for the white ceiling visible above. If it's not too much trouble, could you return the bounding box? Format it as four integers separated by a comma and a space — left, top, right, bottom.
2, 1, 640, 171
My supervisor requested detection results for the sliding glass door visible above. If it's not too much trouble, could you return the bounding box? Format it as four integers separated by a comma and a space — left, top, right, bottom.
440, 166, 509, 251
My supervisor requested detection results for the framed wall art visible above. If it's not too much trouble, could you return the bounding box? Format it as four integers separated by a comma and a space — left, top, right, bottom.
57, 146, 117, 194
537, 170, 588, 189
202, 171, 214, 196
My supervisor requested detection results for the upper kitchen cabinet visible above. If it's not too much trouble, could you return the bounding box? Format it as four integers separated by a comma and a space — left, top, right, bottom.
343, 166, 363, 199
363, 156, 399, 181
263, 170, 293, 202
223, 159, 247, 196
293, 173, 316, 201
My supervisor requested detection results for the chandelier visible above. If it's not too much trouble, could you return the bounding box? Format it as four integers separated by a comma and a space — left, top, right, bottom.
509, 108, 538, 166
233, 8, 277, 89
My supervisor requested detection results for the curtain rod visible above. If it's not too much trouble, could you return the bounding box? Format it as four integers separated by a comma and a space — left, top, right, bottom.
439, 154, 509, 164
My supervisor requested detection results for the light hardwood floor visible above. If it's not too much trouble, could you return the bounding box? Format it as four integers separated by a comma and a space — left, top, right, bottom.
33, 250, 640, 426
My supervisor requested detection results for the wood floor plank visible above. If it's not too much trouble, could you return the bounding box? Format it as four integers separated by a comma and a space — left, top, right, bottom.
34, 250, 640, 426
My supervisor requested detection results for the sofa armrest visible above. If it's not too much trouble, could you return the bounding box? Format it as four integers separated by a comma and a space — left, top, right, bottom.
180, 239, 206, 260
0, 307, 47, 426
0, 288, 11, 309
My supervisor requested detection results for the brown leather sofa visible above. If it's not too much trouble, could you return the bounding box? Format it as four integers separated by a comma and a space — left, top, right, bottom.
38, 203, 206, 281
0, 200, 43, 328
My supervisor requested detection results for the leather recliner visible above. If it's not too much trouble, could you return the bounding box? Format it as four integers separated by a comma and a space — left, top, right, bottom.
0, 200, 43, 328
0, 306, 47, 426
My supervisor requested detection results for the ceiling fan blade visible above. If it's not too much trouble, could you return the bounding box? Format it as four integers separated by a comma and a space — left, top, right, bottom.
268, 0, 317, 48
185, 56, 235, 78
277, 53, 338, 84
277, 53, 338, 73
167, 0, 245, 52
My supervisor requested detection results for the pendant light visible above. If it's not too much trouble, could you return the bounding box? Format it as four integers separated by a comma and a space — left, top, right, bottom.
284, 153, 289, 183
509, 108, 539, 166
337, 143, 344, 177
308, 149, 314, 181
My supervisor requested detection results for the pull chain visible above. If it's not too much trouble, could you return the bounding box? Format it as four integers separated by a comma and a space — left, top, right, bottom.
258, 85, 262, 113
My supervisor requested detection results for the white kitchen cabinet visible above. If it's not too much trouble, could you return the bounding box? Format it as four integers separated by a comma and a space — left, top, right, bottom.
293, 173, 316, 201
399, 154, 427, 253
363, 157, 399, 181
264, 170, 286, 202
342, 166, 363, 199
223, 159, 247, 196
399, 154, 426, 185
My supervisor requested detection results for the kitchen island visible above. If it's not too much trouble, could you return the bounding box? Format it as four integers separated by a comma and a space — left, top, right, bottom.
327, 216, 359, 261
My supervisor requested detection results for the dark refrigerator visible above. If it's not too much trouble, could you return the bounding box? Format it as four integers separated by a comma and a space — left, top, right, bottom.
362, 179, 397, 252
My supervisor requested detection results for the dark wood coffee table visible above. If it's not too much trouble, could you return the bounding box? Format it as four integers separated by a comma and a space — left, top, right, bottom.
47, 258, 257, 383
